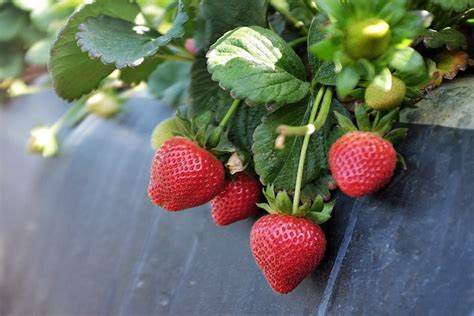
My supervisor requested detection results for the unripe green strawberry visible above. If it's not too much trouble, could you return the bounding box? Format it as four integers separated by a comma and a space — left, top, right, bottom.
346, 18, 391, 60
365, 75, 406, 110
150, 118, 180, 150
86, 92, 121, 118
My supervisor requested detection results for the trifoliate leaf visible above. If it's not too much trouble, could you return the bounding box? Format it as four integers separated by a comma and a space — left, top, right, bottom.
49, 0, 141, 100
76, 0, 191, 69
207, 26, 310, 106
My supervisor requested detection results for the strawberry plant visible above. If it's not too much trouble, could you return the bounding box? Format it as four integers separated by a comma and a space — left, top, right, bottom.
32, 0, 474, 293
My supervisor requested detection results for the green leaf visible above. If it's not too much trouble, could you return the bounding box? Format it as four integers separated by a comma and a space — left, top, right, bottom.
30, 0, 82, 34
275, 190, 292, 214
307, 211, 331, 224
0, 44, 24, 81
188, 55, 232, 117
270, 0, 314, 27
422, 28, 467, 50
119, 57, 162, 84
384, 127, 408, 145
0, 4, 28, 42
372, 108, 399, 136
354, 105, 371, 131
389, 47, 427, 86
76, 0, 191, 68
300, 174, 333, 202
252, 97, 325, 190
334, 111, 357, 133
228, 105, 267, 155
310, 195, 324, 212
207, 26, 310, 105
336, 65, 360, 97
194, 0, 268, 50
309, 39, 338, 61
25, 37, 55, 66
317, 0, 345, 21
18, 24, 46, 47
430, 0, 474, 12
49, 0, 141, 100
148, 61, 191, 107
308, 14, 337, 85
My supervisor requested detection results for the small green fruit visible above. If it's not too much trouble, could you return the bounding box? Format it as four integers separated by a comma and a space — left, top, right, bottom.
86, 92, 121, 118
150, 117, 180, 150
346, 18, 391, 60
365, 75, 406, 110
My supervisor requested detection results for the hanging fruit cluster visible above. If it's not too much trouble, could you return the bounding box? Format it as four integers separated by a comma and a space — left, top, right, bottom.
43, 0, 473, 294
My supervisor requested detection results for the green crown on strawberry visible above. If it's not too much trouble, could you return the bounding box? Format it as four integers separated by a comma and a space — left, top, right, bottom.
329, 105, 407, 197
250, 185, 334, 294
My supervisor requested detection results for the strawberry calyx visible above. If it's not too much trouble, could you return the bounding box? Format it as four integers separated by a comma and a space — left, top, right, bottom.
257, 185, 334, 225
334, 104, 407, 145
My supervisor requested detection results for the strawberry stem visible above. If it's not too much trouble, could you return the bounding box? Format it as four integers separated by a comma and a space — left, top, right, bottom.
292, 87, 326, 212
219, 98, 241, 128
288, 36, 308, 48
208, 99, 242, 148
51, 97, 90, 133
153, 54, 194, 62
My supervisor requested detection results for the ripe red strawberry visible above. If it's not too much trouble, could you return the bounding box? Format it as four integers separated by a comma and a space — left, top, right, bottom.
211, 172, 261, 226
329, 131, 397, 197
250, 214, 326, 294
148, 137, 225, 211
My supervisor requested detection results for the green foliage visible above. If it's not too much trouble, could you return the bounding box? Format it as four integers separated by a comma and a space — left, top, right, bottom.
119, 57, 162, 84
49, 0, 141, 100
307, 14, 336, 85
148, 61, 191, 107
430, 0, 474, 11
0, 44, 24, 81
311, 0, 429, 96
207, 26, 310, 105
188, 55, 232, 118
0, 4, 29, 42
22, 0, 474, 229
194, 0, 268, 50
76, 0, 191, 68
422, 28, 468, 50
253, 96, 332, 191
